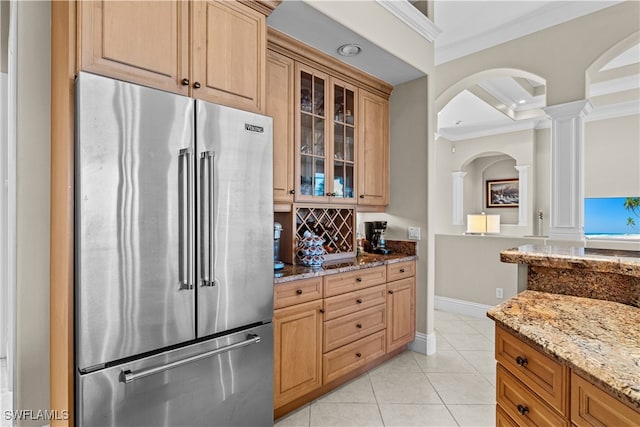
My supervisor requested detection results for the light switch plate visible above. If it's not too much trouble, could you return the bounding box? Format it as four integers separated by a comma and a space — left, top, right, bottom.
408, 227, 421, 240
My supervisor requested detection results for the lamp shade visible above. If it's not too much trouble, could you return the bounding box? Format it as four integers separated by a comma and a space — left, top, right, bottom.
466, 213, 500, 234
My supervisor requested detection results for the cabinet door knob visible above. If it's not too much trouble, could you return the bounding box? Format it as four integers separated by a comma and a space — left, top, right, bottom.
289, 189, 295, 195
296, 289, 303, 295
516, 404, 529, 416
515, 356, 528, 367
388, 290, 394, 294
399, 268, 405, 273
181, 78, 190, 86
356, 277, 362, 282
356, 298, 363, 304
359, 194, 365, 198
356, 323, 362, 329
193, 81, 201, 89
355, 352, 362, 358
319, 308, 325, 313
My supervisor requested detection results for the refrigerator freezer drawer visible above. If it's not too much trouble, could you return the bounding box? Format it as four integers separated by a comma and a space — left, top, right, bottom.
77, 323, 273, 427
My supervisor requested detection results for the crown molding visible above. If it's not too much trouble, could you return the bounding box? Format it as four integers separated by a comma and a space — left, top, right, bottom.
376, 0, 441, 43
436, 1, 622, 65
586, 100, 640, 122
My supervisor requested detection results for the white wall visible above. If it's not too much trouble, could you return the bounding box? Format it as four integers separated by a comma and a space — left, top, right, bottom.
16, 1, 50, 423
585, 114, 640, 198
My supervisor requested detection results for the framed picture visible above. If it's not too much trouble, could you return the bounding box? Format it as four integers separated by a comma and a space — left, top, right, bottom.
486, 179, 519, 208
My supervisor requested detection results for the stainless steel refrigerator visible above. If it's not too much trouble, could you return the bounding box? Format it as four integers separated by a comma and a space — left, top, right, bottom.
75, 72, 274, 426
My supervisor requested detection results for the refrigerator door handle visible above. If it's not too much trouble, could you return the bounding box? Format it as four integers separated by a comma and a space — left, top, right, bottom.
178, 148, 194, 291
200, 150, 216, 287
121, 333, 261, 384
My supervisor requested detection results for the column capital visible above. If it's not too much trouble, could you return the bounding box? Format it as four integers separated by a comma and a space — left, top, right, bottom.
544, 99, 593, 121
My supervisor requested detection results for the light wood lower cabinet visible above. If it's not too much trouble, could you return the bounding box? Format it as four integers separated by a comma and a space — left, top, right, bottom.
273, 299, 323, 408
274, 260, 416, 417
386, 276, 415, 353
495, 325, 640, 427
571, 372, 640, 427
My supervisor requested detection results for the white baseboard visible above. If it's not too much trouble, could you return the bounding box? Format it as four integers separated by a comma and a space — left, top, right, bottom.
434, 296, 492, 319
408, 332, 436, 355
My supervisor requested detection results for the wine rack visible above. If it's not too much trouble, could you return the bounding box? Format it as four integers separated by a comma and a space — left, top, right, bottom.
294, 205, 355, 261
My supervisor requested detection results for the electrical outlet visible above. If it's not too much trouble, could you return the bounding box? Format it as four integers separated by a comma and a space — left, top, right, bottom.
496, 288, 504, 299
408, 227, 421, 240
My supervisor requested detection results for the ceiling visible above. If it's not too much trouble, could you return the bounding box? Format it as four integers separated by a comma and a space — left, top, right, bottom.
267, 1, 638, 141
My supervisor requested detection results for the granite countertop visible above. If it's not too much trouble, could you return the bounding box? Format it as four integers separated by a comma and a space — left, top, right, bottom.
274, 252, 417, 284
487, 290, 640, 410
500, 245, 640, 277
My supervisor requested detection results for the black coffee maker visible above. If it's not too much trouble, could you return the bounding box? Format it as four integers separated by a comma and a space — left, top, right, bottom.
364, 221, 391, 254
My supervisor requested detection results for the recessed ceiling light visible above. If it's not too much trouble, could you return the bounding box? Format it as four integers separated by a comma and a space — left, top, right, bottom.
337, 44, 362, 57
518, 99, 526, 104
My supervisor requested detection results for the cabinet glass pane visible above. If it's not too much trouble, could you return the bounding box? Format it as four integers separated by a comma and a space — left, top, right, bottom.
300, 155, 313, 196
314, 77, 325, 116
334, 123, 344, 160
334, 85, 344, 122
313, 117, 325, 156
334, 161, 345, 198
301, 72, 312, 113
314, 158, 325, 197
345, 89, 354, 125
345, 164, 354, 199
345, 127, 354, 162
301, 114, 312, 154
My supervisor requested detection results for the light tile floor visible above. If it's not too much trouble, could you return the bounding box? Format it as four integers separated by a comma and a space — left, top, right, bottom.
275, 310, 496, 427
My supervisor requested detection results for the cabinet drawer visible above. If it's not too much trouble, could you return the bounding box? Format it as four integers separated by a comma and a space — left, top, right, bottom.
323, 304, 386, 352
323, 330, 386, 384
497, 364, 569, 427
323, 284, 386, 321
571, 372, 640, 427
323, 266, 386, 297
496, 405, 519, 427
274, 277, 323, 309
496, 325, 569, 416
386, 260, 415, 282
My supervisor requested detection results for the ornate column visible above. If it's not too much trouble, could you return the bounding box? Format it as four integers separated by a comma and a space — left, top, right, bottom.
514, 164, 531, 229
543, 100, 592, 241
452, 171, 466, 225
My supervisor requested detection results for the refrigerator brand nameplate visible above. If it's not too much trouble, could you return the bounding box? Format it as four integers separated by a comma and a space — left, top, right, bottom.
245, 123, 264, 133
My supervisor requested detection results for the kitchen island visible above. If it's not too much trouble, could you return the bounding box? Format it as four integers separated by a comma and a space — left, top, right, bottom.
490, 245, 640, 426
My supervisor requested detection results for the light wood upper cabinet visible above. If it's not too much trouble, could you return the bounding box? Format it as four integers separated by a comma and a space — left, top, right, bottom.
191, 0, 265, 112
358, 90, 389, 207
79, 0, 190, 95
267, 50, 295, 204
79, 0, 267, 113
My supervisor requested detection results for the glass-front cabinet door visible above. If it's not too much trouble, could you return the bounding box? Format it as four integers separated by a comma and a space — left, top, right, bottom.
295, 63, 357, 204
296, 63, 330, 203
331, 78, 356, 203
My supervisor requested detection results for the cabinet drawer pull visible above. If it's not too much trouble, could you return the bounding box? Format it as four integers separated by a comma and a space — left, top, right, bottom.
388, 290, 394, 294
399, 268, 405, 273
289, 189, 295, 195
516, 404, 529, 416
359, 194, 365, 198
355, 352, 362, 358
356, 277, 362, 282
515, 356, 528, 367
181, 78, 190, 86
193, 81, 201, 89
356, 298, 363, 304
356, 323, 362, 329
296, 289, 303, 295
